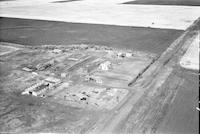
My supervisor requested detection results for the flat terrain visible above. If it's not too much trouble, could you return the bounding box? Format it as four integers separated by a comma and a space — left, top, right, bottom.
0, 0, 199, 134
103, 21, 200, 134
157, 69, 199, 134
0, 19, 199, 134
0, 17, 182, 54
1, 0, 200, 30
0, 43, 156, 133
124, 0, 200, 6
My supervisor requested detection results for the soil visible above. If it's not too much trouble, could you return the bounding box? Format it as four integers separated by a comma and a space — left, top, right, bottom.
0, 43, 156, 133
0, 17, 198, 134
0, 17, 183, 55
124, 0, 200, 6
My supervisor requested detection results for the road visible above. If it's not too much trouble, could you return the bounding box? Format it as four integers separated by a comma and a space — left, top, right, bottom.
0, 0, 199, 134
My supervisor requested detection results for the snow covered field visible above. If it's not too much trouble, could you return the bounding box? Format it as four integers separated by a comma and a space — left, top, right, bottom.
0, 0, 200, 30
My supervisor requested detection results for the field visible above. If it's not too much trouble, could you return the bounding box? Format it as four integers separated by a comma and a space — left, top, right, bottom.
124, 0, 200, 6
0, 0, 199, 133
0, 17, 182, 54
